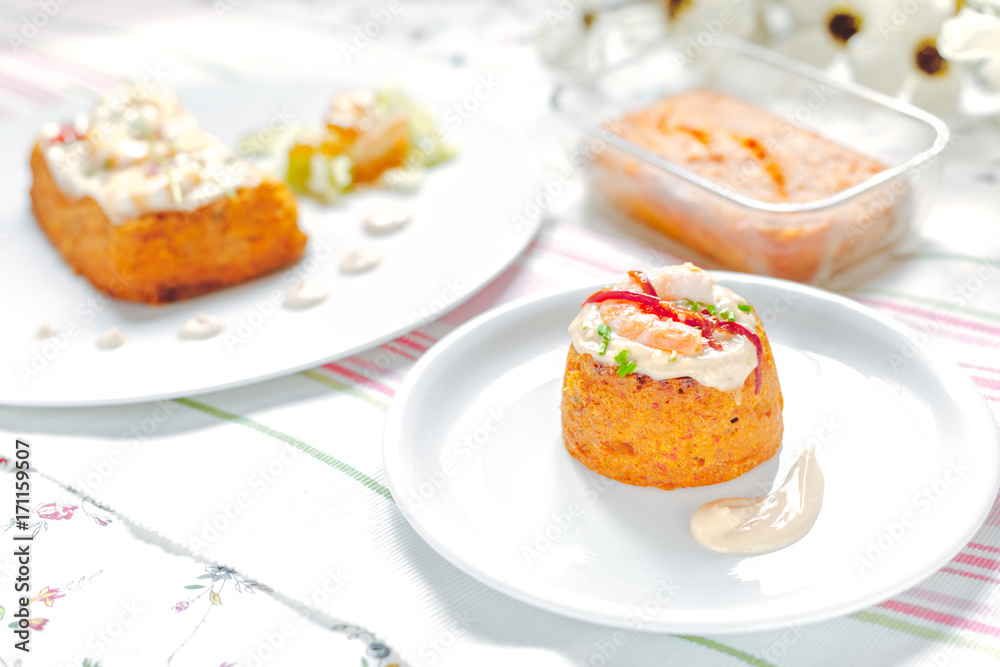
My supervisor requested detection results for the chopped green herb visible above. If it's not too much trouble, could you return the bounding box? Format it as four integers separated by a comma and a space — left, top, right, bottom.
705, 304, 718, 316
738, 304, 752, 313
596, 322, 612, 355
668, 350, 678, 362
719, 308, 735, 322
617, 361, 638, 377
581, 324, 588, 331
613, 349, 636, 376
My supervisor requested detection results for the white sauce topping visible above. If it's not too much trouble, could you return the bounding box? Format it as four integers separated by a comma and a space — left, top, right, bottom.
568, 265, 758, 392
364, 206, 411, 234
340, 247, 381, 274
96, 327, 128, 350
284, 280, 328, 309
690, 448, 825, 555
35, 324, 58, 339
39, 86, 263, 223
179, 313, 225, 340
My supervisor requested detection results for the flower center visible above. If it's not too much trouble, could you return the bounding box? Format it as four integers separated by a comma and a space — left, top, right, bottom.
915, 40, 948, 76
667, 0, 692, 20
827, 11, 862, 43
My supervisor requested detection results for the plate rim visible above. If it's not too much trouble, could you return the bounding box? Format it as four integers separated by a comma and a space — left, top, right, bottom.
383, 271, 1000, 633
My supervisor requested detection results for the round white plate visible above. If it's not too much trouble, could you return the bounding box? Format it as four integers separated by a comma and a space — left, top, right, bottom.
0, 82, 541, 406
383, 273, 1000, 633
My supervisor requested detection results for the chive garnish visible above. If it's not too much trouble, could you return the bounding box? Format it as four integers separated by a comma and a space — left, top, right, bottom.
617, 361, 637, 377
614, 349, 636, 376
738, 304, 752, 313
597, 322, 611, 354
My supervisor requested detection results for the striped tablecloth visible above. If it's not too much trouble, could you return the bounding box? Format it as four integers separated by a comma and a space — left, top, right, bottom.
2, 1, 1000, 665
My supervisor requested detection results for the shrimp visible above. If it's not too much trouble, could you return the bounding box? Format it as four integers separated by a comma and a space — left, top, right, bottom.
649, 263, 716, 304
609, 263, 717, 305
599, 302, 703, 355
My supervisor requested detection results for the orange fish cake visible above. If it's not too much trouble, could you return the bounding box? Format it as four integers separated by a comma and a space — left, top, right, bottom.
29, 86, 307, 304
560, 264, 783, 490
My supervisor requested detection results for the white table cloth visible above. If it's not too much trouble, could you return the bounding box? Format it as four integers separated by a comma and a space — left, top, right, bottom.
2, 2, 1000, 665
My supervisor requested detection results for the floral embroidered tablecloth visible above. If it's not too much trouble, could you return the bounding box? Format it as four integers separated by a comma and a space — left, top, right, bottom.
2, 1, 1000, 666
1, 472, 399, 667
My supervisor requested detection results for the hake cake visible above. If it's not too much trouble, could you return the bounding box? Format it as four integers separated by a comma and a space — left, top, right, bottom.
29, 86, 307, 304
560, 264, 783, 490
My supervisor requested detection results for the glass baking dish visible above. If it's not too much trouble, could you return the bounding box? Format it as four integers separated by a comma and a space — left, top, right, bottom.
551, 36, 950, 285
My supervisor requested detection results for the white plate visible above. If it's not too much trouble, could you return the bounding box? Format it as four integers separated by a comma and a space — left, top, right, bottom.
0, 82, 541, 406
383, 273, 1000, 633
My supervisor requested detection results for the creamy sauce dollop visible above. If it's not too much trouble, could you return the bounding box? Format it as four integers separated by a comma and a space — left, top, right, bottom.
568, 265, 758, 392
284, 280, 328, 309
96, 327, 128, 350
39, 86, 263, 223
179, 313, 225, 340
689, 448, 824, 555
35, 324, 58, 339
364, 206, 411, 234
340, 247, 381, 274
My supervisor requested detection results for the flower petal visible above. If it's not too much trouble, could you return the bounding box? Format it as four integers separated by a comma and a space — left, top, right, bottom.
785, 0, 839, 26
868, 0, 955, 41
668, 0, 759, 39
847, 32, 910, 95
772, 27, 840, 69
910, 65, 963, 115
939, 8, 1000, 61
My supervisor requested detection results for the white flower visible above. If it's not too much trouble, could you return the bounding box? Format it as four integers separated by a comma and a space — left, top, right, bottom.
665, 0, 760, 40
939, 7, 1000, 90
538, 2, 668, 72
772, 0, 875, 68
845, 0, 960, 114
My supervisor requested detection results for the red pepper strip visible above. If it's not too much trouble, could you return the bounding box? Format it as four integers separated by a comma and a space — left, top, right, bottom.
582, 290, 722, 351
627, 270, 657, 297
676, 311, 722, 351
715, 321, 763, 394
